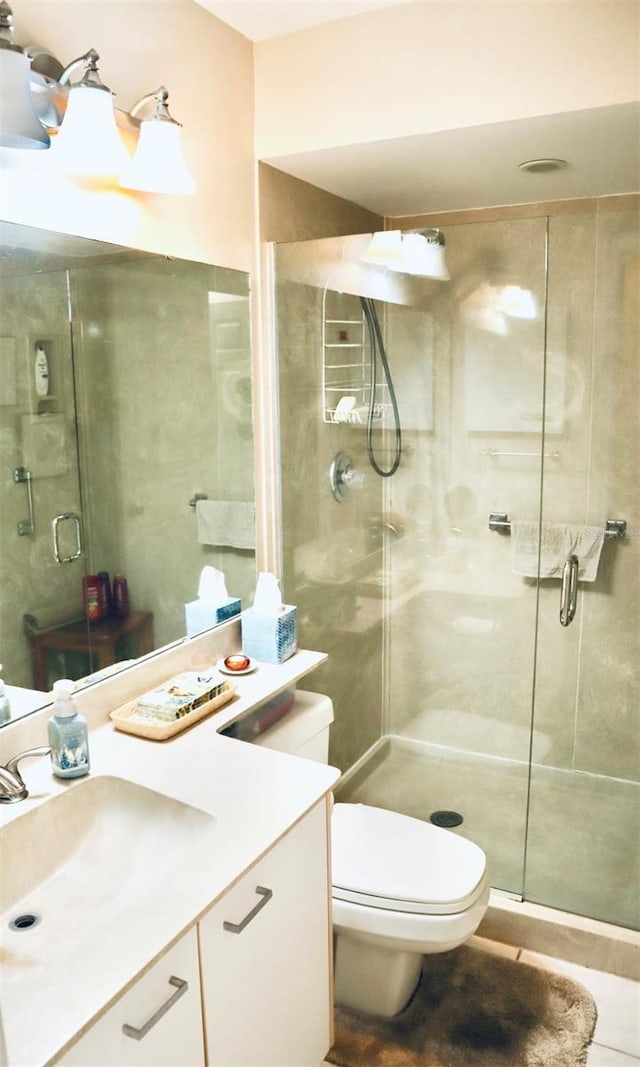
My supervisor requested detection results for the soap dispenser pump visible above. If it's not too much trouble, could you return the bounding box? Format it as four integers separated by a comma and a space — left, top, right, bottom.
48, 679, 90, 779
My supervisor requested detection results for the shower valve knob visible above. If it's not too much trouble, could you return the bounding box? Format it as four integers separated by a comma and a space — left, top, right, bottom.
329, 452, 364, 502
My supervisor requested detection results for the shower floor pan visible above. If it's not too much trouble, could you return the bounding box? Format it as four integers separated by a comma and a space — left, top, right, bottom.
335, 735, 639, 932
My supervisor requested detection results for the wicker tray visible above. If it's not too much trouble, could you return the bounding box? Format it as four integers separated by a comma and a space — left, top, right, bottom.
109, 682, 237, 740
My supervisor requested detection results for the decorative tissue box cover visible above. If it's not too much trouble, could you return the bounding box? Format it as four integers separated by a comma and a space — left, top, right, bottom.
185, 597, 241, 638
241, 606, 297, 664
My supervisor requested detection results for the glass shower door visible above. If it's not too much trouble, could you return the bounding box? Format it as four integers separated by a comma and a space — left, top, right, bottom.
524, 205, 640, 929
382, 215, 549, 898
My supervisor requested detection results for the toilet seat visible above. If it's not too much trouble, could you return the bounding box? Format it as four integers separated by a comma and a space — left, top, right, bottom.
332, 803, 487, 916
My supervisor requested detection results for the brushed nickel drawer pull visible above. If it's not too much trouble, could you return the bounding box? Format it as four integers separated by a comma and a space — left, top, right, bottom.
122, 976, 188, 1040
223, 885, 273, 934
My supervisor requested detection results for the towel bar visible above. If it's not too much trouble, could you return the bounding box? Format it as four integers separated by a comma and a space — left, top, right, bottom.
488, 513, 627, 539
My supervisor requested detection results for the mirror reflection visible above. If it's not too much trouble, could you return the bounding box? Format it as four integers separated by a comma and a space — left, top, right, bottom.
0, 222, 255, 724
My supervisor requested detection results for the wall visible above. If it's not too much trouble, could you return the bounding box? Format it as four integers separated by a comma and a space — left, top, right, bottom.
2, 1, 255, 272
260, 163, 381, 242
262, 166, 386, 769
254, 1, 639, 158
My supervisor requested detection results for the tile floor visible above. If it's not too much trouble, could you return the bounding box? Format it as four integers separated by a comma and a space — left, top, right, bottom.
323, 935, 640, 1066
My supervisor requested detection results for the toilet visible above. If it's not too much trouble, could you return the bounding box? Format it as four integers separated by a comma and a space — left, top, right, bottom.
252, 690, 490, 1018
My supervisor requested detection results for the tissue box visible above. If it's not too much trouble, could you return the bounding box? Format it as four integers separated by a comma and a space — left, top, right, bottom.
241, 606, 297, 664
185, 597, 241, 638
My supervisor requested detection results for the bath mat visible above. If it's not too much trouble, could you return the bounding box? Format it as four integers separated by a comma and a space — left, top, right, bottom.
327, 943, 597, 1067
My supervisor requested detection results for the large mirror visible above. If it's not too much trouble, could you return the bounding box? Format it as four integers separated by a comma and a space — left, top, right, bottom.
0, 221, 255, 725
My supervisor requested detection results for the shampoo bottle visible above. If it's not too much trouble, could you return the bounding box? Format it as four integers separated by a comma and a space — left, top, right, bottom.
48, 679, 90, 779
0, 667, 11, 725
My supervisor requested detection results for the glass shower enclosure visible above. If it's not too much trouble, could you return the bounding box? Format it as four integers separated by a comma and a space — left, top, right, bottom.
274, 202, 638, 931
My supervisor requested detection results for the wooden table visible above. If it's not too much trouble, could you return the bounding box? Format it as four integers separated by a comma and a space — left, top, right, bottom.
28, 611, 154, 691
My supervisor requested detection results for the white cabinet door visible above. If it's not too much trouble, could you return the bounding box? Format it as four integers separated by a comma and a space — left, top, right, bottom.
200, 799, 332, 1067
55, 929, 204, 1066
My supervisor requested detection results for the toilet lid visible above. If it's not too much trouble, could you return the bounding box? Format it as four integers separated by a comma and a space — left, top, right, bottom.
332, 803, 488, 916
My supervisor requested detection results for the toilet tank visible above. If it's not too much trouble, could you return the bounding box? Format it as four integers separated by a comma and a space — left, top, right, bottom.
253, 690, 334, 763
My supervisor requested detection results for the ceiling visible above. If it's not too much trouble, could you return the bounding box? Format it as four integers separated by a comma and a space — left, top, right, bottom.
195, 2, 639, 217
261, 103, 640, 218
195, 0, 414, 41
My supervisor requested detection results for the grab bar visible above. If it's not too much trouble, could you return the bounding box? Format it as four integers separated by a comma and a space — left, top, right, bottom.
12, 467, 34, 536
488, 513, 627, 539
559, 554, 579, 627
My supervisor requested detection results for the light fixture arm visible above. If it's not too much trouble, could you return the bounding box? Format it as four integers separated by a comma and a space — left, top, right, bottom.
0, 0, 19, 50
422, 228, 445, 247
129, 86, 181, 126
58, 47, 109, 90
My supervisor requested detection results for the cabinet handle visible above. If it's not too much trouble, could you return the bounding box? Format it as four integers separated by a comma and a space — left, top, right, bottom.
223, 885, 273, 934
122, 976, 188, 1040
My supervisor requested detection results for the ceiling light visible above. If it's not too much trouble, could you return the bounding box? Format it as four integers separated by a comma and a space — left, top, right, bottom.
119, 87, 195, 196
0, 0, 50, 148
518, 158, 568, 174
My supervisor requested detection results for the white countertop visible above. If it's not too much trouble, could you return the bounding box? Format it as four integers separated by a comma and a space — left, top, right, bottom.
0, 647, 339, 1067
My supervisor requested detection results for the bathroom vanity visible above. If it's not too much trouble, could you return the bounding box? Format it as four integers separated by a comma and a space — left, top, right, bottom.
0, 626, 339, 1067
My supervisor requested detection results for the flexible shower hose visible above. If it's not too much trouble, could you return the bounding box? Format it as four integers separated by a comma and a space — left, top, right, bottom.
360, 296, 402, 477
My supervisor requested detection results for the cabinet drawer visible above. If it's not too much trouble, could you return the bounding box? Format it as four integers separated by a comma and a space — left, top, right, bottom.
55, 928, 204, 1066
200, 800, 332, 1067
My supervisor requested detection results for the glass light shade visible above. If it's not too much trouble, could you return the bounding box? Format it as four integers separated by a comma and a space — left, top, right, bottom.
389, 233, 450, 281
361, 230, 404, 266
50, 84, 129, 177
0, 48, 50, 148
119, 119, 195, 195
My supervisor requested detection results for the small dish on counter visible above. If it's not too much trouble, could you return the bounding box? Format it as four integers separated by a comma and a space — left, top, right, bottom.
217, 655, 258, 676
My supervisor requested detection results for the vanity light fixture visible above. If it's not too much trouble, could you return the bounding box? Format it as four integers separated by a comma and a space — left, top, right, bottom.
48, 47, 130, 178
0, 2, 194, 194
0, 0, 50, 148
119, 86, 195, 196
362, 228, 449, 281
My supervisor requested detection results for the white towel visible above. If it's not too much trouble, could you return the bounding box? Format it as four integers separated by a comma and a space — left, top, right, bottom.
511, 521, 605, 581
196, 499, 255, 550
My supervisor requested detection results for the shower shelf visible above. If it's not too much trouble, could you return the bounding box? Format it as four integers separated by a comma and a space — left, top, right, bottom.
321, 288, 387, 424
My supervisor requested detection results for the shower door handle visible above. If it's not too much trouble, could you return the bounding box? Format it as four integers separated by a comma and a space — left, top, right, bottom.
52, 512, 84, 563
559, 554, 579, 627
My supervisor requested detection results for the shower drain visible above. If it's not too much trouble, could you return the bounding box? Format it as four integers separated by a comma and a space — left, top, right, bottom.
9, 912, 41, 932
430, 810, 463, 828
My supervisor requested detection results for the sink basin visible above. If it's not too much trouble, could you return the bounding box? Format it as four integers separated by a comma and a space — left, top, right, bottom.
0, 775, 217, 1064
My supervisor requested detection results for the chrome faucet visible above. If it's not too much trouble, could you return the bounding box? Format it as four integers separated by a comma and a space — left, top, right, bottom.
0, 747, 51, 803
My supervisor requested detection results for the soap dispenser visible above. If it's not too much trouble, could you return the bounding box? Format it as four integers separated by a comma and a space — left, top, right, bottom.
0, 666, 11, 725
48, 679, 90, 779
